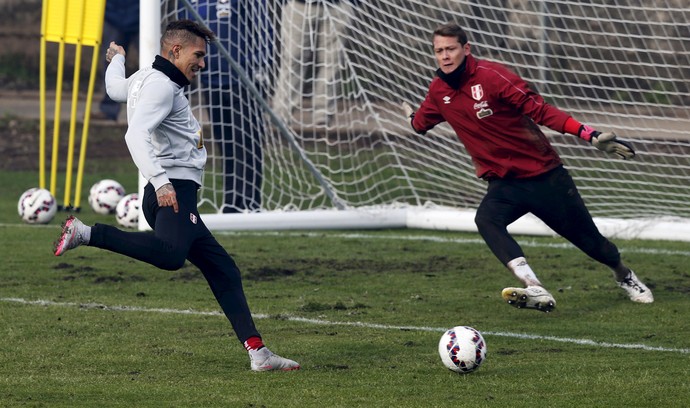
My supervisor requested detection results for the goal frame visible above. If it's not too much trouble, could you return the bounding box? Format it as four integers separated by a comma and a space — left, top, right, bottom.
136, 0, 690, 242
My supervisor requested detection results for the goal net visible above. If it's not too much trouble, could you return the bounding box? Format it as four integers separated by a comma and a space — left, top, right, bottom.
149, 0, 690, 241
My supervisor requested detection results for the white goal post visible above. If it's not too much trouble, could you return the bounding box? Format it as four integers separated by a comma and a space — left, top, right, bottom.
140, 0, 690, 241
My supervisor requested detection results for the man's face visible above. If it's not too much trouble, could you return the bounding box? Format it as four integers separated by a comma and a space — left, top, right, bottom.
433, 35, 470, 74
171, 36, 207, 81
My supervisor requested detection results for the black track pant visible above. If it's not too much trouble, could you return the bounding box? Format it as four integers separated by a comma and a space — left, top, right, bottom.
89, 179, 260, 343
474, 165, 621, 268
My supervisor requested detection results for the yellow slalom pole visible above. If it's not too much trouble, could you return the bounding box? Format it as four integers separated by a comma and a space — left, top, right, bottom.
62, 41, 83, 210
60, 0, 88, 210
49, 40, 66, 198
74, 43, 101, 211
46, 0, 71, 201
72, 0, 107, 210
39, 0, 49, 190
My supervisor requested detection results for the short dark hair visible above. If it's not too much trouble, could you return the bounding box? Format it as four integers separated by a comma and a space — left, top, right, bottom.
433, 23, 468, 45
161, 19, 215, 49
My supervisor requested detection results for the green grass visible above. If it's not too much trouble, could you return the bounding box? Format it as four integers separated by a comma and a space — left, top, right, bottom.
1, 169, 689, 407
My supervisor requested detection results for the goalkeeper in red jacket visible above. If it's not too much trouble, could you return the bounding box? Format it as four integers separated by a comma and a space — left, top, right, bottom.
403, 23, 653, 311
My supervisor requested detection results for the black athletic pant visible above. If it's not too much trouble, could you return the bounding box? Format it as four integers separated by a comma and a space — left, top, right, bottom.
474, 165, 621, 268
89, 179, 260, 342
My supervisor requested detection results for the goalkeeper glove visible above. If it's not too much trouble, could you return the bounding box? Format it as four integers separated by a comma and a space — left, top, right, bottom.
401, 101, 422, 132
402, 102, 414, 120
579, 125, 636, 160
401, 102, 428, 135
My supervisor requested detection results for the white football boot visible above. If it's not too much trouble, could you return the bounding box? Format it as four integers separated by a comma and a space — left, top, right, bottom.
249, 347, 300, 372
501, 286, 556, 312
616, 271, 654, 303
54, 215, 89, 256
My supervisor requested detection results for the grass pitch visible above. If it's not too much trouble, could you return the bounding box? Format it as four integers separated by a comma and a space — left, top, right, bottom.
1, 169, 689, 407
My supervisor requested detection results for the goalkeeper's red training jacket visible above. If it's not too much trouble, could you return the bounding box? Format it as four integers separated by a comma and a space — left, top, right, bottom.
412, 54, 573, 180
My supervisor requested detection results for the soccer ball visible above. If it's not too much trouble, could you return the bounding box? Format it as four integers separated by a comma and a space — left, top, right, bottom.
116, 193, 140, 228
88, 179, 125, 215
18, 187, 57, 224
438, 326, 487, 374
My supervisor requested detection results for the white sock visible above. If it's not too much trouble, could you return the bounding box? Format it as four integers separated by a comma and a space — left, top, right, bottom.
249, 347, 270, 360
507, 257, 542, 287
79, 224, 91, 244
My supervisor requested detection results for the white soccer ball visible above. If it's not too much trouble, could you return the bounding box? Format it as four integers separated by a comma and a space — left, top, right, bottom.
88, 179, 126, 215
17, 187, 57, 224
116, 193, 140, 228
438, 326, 487, 374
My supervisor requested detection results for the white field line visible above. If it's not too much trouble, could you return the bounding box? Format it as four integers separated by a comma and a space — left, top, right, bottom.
3, 223, 690, 256
2, 297, 688, 355
214, 230, 690, 257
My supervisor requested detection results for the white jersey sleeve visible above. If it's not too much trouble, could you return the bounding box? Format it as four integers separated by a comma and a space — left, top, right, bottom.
104, 54, 128, 103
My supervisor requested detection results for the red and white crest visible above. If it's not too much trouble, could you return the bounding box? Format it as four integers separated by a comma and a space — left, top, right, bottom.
471, 84, 484, 101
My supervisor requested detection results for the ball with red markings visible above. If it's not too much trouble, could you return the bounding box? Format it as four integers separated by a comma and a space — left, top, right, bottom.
17, 188, 57, 224
88, 179, 126, 215
116, 193, 140, 228
438, 326, 487, 373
